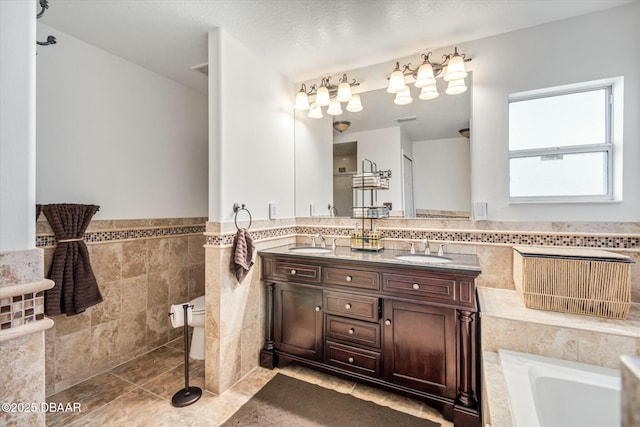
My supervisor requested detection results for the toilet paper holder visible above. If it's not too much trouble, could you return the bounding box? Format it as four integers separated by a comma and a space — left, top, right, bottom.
167, 304, 202, 407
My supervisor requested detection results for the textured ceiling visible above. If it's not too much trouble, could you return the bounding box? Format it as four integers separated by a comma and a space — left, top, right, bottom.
40, 0, 635, 94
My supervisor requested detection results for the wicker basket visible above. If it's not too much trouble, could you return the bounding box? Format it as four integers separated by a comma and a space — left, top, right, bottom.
513, 246, 634, 319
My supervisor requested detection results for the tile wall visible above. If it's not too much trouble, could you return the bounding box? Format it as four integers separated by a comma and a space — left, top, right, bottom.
37, 217, 206, 396
203, 217, 640, 394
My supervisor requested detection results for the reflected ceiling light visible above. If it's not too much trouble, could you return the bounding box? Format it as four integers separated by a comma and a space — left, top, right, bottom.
308, 103, 323, 119
446, 78, 467, 95
293, 74, 362, 119
333, 120, 351, 133
327, 98, 343, 116
394, 86, 413, 105
386, 47, 471, 104
346, 94, 363, 112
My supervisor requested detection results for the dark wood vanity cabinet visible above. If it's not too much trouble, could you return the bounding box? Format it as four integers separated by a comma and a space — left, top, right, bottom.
260, 253, 481, 427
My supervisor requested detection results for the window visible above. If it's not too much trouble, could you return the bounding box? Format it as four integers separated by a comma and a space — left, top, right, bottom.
508, 84, 613, 201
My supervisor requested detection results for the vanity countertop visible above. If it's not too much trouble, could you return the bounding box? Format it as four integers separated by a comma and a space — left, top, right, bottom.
258, 244, 481, 274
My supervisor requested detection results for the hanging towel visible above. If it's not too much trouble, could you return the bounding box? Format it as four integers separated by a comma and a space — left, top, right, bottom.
232, 228, 255, 283
43, 204, 102, 316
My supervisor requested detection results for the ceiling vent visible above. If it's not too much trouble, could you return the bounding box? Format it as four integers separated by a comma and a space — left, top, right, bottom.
395, 116, 417, 123
191, 63, 208, 76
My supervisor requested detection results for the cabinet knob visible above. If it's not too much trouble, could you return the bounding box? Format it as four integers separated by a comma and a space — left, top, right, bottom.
290, 269, 297, 275
345, 303, 352, 310
412, 283, 420, 290
348, 328, 355, 335
315, 306, 321, 312
348, 357, 354, 364
346, 275, 352, 282
385, 319, 391, 326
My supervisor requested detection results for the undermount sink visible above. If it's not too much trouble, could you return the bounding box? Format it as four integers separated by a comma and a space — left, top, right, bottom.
395, 254, 452, 264
289, 246, 333, 254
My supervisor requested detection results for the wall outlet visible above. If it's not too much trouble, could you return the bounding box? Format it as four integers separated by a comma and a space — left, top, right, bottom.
473, 202, 488, 220
269, 203, 276, 219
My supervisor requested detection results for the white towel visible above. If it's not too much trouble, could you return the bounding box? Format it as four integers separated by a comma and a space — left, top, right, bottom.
169, 303, 193, 328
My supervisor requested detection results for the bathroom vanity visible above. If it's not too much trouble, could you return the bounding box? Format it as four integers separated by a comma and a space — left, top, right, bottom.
259, 246, 482, 427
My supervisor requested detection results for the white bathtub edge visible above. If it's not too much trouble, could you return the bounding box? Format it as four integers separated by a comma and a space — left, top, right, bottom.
482, 351, 515, 427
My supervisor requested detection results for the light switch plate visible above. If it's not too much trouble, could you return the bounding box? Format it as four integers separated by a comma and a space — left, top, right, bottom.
473, 202, 488, 220
269, 203, 276, 219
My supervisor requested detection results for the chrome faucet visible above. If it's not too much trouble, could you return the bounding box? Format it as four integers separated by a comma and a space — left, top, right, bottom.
438, 243, 446, 256
423, 239, 431, 255
404, 241, 416, 254
316, 233, 327, 248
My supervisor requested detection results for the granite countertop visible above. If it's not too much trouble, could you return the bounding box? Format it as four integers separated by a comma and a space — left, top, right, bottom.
258, 244, 481, 274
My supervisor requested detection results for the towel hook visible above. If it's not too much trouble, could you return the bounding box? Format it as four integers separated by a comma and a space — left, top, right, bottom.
233, 203, 252, 230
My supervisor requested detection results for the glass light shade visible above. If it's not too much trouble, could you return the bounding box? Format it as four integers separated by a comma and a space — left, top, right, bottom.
414, 62, 436, 88
294, 89, 310, 110
346, 94, 363, 112
307, 103, 323, 119
315, 86, 330, 106
394, 86, 413, 105
387, 69, 407, 93
444, 52, 467, 81
336, 82, 353, 102
419, 84, 439, 100
445, 78, 467, 95
326, 98, 343, 116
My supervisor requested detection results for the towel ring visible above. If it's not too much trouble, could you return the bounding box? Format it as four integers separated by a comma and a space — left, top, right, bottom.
233, 203, 252, 230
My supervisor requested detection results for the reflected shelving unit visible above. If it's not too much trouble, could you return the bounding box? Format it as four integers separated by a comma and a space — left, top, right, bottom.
350, 159, 391, 251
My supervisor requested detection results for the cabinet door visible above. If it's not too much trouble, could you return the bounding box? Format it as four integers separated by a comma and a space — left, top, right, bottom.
383, 300, 457, 398
274, 283, 323, 361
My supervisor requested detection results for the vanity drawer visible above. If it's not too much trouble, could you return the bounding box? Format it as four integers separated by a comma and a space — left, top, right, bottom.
324, 291, 379, 322
270, 260, 321, 283
325, 315, 381, 348
382, 273, 456, 302
325, 341, 381, 378
323, 267, 379, 290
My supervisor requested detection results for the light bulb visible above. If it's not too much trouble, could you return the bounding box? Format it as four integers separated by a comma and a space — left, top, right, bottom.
294, 88, 310, 110
415, 62, 436, 88
315, 85, 330, 106
336, 81, 353, 103
419, 84, 439, 100
394, 86, 413, 105
444, 48, 468, 81
445, 78, 467, 95
346, 94, 363, 112
326, 98, 343, 116
387, 63, 407, 93
308, 103, 323, 119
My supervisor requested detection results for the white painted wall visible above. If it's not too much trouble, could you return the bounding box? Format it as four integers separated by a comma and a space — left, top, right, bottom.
336, 127, 403, 211
296, 2, 640, 221
468, 2, 639, 221
0, 0, 36, 251
208, 29, 295, 222
295, 111, 333, 217
413, 137, 471, 212
36, 24, 208, 220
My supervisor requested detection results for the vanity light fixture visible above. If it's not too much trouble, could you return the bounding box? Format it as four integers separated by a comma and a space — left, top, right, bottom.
294, 74, 362, 118
387, 47, 471, 105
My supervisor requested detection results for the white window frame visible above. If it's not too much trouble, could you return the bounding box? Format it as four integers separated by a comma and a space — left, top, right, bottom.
508, 83, 615, 203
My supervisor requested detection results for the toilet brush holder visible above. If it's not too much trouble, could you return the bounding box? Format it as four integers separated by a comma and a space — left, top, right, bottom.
170, 304, 202, 407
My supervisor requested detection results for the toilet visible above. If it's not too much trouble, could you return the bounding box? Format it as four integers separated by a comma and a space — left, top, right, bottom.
188, 296, 205, 360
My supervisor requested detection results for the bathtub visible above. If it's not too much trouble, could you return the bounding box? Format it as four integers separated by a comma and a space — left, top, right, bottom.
499, 350, 621, 427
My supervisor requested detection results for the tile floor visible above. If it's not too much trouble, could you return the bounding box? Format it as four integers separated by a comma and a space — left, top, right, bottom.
46, 338, 452, 427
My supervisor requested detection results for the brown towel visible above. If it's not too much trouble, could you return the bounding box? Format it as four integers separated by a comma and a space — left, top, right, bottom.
232, 228, 255, 283
43, 204, 102, 316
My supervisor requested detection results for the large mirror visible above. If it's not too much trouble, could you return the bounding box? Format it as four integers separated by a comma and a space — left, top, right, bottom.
295, 74, 472, 219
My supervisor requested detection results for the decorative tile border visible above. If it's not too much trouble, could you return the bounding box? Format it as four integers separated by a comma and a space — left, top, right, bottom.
206, 224, 640, 250
36, 225, 205, 248
0, 292, 45, 330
